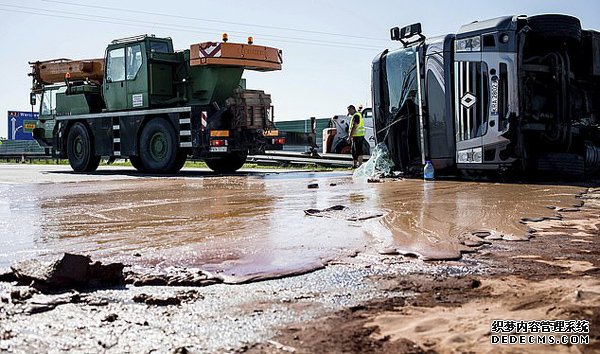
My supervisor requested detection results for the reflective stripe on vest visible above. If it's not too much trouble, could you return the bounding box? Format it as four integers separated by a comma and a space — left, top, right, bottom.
350, 112, 365, 137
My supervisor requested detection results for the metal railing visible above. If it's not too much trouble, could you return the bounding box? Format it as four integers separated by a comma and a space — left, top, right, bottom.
0, 140, 49, 162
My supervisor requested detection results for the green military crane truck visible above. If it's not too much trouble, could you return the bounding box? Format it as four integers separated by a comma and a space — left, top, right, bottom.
30, 34, 284, 173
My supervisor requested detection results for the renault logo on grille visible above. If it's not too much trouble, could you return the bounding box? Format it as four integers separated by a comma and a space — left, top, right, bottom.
461, 93, 477, 108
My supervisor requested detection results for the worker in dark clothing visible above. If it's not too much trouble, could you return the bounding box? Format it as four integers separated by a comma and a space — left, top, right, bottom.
346, 105, 366, 168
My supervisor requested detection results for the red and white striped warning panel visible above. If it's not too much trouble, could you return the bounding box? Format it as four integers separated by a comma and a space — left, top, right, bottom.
197, 43, 222, 59
201, 111, 208, 131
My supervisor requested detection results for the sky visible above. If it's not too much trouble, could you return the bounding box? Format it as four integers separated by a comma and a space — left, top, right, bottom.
1, 0, 599, 139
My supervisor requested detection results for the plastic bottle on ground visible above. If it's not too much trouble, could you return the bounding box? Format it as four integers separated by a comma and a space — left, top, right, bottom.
424, 160, 435, 180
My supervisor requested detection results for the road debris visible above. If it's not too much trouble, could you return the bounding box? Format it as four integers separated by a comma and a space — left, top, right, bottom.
9, 253, 124, 292
304, 205, 384, 221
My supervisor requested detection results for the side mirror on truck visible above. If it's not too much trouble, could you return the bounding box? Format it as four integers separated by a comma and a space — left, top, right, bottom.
390, 27, 401, 41
391, 23, 425, 47
400, 23, 422, 39
30, 92, 36, 106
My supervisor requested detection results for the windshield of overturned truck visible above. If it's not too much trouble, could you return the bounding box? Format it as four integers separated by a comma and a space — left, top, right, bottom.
385, 48, 418, 118
373, 14, 600, 180
374, 46, 422, 174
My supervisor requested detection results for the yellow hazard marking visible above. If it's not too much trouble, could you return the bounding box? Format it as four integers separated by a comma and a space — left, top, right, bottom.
263, 130, 279, 137
210, 130, 230, 137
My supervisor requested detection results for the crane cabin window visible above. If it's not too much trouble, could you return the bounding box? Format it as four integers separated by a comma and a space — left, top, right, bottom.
106, 47, 125, 82
40, 86, 66, 116
150, 41, 170, 53
126, 45, 143, 80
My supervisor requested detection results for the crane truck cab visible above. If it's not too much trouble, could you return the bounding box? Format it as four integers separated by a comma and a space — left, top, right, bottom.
31, 34, 283, 173
103, 36, 175, 111
372, 15, 600, 178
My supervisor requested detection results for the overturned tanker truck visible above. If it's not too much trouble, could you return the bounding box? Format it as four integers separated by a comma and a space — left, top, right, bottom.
372, 14, 600, 178
31, 35, 287, 173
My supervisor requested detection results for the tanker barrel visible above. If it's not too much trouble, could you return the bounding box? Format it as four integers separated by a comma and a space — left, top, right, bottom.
29, 58, 105, 88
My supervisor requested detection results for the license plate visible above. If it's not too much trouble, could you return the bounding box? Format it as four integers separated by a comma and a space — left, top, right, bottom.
210, 146, 228, 152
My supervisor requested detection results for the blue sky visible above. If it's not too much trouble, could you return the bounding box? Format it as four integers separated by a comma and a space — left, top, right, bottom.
1, 0, 599, 138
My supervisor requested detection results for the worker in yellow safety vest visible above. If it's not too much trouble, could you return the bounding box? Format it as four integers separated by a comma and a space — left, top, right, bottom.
346, 105, 366, 168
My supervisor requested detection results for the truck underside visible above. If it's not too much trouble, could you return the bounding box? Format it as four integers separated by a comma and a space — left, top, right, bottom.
515, 20, 600, 177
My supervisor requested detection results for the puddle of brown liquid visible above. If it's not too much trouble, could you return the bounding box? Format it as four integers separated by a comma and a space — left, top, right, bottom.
364, 180, 585, 260
0, 174, 586, 279
0, 175, 367, 281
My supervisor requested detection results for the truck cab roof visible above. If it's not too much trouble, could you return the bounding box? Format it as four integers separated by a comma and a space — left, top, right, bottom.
107, 34, 173, 53
456, 15, 520, 38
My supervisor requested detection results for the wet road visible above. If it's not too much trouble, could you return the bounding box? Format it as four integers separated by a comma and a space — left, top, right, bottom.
364, 180, 584, 260
0, 164, 585, 279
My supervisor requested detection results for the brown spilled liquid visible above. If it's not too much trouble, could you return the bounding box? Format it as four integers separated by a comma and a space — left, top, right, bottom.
0, 173, 367, 281
364, 180, 584, 260
0, 173, 585, 280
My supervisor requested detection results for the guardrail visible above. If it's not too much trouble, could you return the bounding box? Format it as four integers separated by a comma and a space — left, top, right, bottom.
0, 140, 53, 163
0, 140, 361, 168
0, 140, 46, 154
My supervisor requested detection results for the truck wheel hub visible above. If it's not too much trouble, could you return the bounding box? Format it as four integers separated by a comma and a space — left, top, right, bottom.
73, 137, 84, 158
150, 133, 167, 160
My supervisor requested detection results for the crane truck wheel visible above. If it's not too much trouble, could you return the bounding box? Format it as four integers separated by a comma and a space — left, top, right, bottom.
66, 122, 101, 173
168, 151, 187, 173
129, 156, 147, 173
139, 118, 179, 174
205, 151, 247, 173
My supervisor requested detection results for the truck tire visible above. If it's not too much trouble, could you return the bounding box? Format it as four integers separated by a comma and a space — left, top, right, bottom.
536, 153, 585, 179
129, 156, 147, 173
205, 151, 247, 173
139, 118, 178, 173
67, 122, 100, 173
527, 15, 582, 42
168, 151, 187, 173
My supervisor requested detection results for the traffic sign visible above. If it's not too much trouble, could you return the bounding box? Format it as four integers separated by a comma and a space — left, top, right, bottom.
7, 111, 38, 140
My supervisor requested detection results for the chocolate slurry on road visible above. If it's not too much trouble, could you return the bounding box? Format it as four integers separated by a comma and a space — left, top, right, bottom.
0, 171, 369, 281
364, 180, 586, 260
0, 164, 586, 279
0, 165, 597, 353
